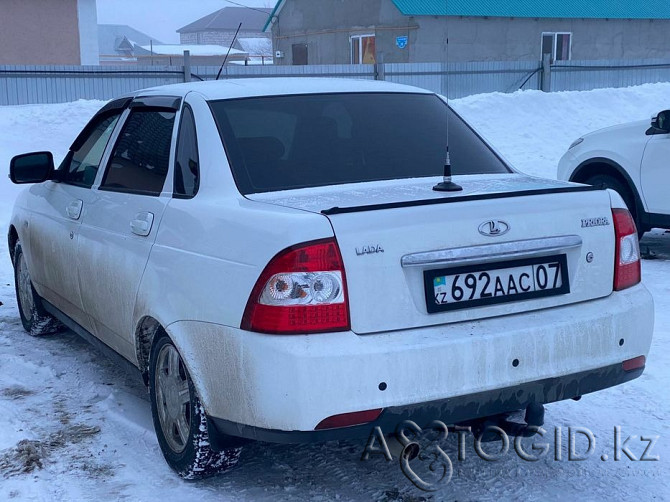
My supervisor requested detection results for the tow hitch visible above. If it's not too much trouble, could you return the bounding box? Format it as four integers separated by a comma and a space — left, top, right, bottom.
464, 403, 545, 442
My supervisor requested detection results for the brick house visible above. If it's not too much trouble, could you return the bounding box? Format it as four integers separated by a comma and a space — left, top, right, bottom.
178, 7, 272, 48
0, 0, 98, 65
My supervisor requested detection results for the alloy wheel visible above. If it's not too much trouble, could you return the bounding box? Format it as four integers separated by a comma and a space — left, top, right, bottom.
17, 253, 34, 323
154, 344, 192, 453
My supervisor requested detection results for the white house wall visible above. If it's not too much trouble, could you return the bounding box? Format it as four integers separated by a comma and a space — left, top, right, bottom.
77, 0, 99, 65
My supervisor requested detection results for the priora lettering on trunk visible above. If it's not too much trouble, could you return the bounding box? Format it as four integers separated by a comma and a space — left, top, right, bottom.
581, 217, 610, 228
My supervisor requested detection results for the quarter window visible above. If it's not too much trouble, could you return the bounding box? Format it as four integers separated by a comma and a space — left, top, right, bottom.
174, 105, 199, 198
60, 114, 120, 188
100, 110, 176, 196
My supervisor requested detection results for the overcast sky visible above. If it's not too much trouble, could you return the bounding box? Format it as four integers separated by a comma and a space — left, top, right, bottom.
96, 0, 274, 44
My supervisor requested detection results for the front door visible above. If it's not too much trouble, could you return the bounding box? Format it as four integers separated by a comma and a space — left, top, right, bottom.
640, 133, 670, 215
77, 101, 178, 361
27, 111, 122, 331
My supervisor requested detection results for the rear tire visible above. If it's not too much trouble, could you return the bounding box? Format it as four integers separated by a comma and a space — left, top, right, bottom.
584, 174, 647, 239
149, 335, 242, 479
13, 242, 65, 336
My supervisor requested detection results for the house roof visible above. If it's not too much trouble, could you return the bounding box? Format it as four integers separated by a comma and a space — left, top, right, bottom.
264, 0, 670, 30
178, 7, 273, 34
98, 24, 162, 56
390, 0, 670, 18
264, 1, 285, 31
137, 44, 246, 57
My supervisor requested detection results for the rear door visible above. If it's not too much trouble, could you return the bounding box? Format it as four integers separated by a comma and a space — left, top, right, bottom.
77, 96, 180, 360
27, 104, 125, 331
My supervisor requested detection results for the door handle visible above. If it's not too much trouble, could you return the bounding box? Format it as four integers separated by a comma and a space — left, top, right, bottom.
65, 200, 83, 220
130, 212, 155, 237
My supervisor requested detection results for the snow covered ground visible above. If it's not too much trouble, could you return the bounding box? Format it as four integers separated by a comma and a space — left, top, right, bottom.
0, 84, 669, 500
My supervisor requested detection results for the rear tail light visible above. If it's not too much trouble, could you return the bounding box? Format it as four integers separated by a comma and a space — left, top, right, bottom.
612, 208, 641, 291
242, 238, 350, 334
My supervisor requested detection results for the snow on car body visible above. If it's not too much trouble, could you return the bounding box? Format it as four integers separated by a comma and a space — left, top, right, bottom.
7, 78, 654, 478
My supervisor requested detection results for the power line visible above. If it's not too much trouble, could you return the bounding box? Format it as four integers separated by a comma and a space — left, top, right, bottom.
221, 0, 272, 16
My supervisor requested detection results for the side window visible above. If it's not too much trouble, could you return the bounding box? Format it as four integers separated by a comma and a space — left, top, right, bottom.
100, 109, 176, 196
174, 105, 199, 198
61, 113, 121, 188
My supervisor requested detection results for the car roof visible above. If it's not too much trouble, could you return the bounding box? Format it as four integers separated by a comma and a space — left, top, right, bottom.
133, 77, 435, 100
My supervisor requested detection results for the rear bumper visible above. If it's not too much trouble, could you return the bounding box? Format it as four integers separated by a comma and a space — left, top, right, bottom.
167, 284, 653, 438
208, 362, 644, 444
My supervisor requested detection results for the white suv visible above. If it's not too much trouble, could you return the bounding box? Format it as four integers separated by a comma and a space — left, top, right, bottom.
8, 79, 654, 479
558, 110, 670, 237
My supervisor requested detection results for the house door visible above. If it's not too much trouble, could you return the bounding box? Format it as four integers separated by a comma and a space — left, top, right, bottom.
292, 44, 308, 65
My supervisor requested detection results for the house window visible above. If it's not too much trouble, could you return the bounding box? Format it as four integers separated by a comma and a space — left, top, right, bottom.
541, 32, 571, 62
351, 34, 375, 64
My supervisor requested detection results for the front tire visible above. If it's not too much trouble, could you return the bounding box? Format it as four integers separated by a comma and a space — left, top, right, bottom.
13, 242, 64, 336
584, 174, 647, 238
149, 335, 241, 479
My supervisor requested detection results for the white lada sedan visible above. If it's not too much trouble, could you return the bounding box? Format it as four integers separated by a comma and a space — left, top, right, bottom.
8, 79, 653, 479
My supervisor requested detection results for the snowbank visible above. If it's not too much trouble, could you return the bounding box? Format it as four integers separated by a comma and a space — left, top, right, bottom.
451, 82, 670, 177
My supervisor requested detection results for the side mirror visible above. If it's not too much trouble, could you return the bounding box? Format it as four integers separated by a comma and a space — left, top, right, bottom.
647, 110, 670, 135
9, 152, 54, 184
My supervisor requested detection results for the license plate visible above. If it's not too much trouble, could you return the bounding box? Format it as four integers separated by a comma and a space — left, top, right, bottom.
424, 255, 570, 314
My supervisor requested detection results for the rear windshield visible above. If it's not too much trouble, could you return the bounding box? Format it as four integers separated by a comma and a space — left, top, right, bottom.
209, 92, 510, 194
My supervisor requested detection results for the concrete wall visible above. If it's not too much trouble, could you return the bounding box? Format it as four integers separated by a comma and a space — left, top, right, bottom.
0, 0, 83, 64
271, 0, 404, 65
412, 17, 670, 62
271, 0, 670, 65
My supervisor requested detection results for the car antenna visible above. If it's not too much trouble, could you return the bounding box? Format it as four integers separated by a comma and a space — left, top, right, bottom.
216, 23, 243, 80
433, 0, 462, 192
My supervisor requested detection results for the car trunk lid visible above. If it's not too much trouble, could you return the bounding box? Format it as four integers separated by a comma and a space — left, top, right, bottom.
248, 174, 615, 334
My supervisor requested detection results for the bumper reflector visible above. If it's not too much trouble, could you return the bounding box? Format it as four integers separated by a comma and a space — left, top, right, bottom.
315, 408, 383, 430
622, 355, 646, 372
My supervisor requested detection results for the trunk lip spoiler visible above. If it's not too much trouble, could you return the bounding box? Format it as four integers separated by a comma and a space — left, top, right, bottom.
401, 235, 583, 268
321, 185, 603, 216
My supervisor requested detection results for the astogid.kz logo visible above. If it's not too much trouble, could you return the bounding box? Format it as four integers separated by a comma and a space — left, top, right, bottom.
361, 421, 660, 492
